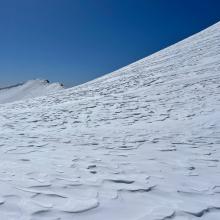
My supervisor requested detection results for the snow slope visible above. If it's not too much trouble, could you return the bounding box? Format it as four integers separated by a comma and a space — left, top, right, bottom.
0, 22, 220, 220
0, 79, 64, 104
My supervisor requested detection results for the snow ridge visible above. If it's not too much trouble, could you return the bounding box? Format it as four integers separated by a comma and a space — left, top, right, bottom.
0, 79, 64, 104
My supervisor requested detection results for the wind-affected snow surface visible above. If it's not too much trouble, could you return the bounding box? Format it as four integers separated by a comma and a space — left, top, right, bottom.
0, 22, 220, 220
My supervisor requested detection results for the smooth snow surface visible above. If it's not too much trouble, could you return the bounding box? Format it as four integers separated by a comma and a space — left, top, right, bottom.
0, 79, 64, 104
0, 22, 220, 220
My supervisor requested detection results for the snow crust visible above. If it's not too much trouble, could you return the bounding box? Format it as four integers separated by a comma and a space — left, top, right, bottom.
0, 22, 220, 220
0, 79, 64, 104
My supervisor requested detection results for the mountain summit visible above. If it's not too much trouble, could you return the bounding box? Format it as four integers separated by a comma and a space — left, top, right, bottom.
0, 79, 64, 104
0, 22, 220, 219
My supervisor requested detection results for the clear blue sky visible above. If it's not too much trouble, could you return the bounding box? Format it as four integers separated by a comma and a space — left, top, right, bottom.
0, 0, 220, 87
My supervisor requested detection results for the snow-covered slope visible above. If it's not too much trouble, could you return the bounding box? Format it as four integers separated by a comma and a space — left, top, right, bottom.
0, 22, 220, 220
0, 79, 64, 104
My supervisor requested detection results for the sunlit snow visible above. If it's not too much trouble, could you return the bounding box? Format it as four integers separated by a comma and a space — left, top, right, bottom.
0, 22, 220, 220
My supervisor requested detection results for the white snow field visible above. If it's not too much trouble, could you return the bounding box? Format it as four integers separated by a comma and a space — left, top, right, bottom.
0, 79, 64, 104
0, 22, 220, 220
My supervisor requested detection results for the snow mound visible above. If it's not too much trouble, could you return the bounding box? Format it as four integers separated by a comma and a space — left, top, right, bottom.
0, 79, 64, 104
0, 22, 220, 220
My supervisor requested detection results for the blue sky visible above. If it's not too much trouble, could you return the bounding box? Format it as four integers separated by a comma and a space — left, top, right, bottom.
0, 0, 220, 87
